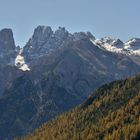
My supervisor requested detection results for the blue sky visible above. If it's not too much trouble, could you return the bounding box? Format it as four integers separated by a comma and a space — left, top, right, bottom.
0, 0, 140, 46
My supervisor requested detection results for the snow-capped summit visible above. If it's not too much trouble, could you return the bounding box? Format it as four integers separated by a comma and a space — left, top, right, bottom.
93, 37, 124, 53
101, 37, 114, 43
111, 39, 124, 48
124, 38, 140, 55
125, 38, 140, 47
95, 37, 124, 48
92, 36, 140, 57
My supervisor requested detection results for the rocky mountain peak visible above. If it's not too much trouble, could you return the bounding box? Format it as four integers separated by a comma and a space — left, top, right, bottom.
22, 26, 72, 63
73, 31, 95, 41
101, 37, 115, 44
95, 37, 124, 48
0, 28, 16, 51
125, 38, 140, 46
111, 39, 124, 48
54, 27, 69, 40
28, 25, 53, 47
124, 38, 140, 54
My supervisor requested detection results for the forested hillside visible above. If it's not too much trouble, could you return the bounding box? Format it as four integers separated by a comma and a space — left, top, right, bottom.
18, 75, 140, 140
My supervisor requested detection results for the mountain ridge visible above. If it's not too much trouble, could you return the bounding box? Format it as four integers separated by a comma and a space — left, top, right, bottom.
1, 26, 140, 71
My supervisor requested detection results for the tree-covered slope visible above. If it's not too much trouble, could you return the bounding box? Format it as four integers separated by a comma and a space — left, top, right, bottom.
19, 75, 140, 140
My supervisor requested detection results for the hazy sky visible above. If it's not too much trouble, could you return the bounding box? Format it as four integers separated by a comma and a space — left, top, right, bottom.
0, 0, 140, 46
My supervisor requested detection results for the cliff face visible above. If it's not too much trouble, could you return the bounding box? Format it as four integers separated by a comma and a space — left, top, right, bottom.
0, 28, 17, 65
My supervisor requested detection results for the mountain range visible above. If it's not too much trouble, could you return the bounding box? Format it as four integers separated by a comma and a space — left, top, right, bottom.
0, 26, 140, 139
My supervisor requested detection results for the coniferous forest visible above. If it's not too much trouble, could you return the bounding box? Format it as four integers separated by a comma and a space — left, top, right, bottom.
18, 75, 140, 140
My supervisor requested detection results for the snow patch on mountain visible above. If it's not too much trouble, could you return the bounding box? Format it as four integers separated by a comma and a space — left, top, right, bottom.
15, 49, 30, 71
